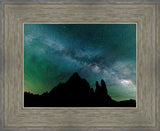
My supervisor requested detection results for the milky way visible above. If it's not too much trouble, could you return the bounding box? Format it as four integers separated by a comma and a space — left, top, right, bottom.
24, 24, 136, 101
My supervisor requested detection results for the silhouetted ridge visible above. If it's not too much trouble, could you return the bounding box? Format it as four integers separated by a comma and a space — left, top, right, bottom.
95, 80, 114, 106
24, 72, 136, 107
68, 72, 81, 81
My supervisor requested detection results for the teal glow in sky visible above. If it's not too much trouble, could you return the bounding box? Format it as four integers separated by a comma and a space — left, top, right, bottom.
24, 24, 136, 101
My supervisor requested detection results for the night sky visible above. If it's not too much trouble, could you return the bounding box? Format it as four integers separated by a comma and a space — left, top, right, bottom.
24, 24, 136, 101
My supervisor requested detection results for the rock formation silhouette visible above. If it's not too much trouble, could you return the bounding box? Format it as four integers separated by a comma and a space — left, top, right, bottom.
24, 72, 136, 107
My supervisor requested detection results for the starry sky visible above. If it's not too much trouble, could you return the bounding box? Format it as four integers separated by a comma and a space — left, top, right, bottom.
24, 24, 136, 101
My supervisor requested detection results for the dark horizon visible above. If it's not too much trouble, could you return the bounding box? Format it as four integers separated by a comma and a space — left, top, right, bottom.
24, 72, 136, 107
24, 72, 136, 102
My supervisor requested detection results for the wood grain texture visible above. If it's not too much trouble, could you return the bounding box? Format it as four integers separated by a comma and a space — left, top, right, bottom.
1, 1, 159, 130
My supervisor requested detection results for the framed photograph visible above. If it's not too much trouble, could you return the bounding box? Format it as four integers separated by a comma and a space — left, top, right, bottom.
24, 24, 136, 107
1, 1, 159, 130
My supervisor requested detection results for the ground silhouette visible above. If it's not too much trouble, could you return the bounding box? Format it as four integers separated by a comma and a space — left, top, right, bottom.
24, 72, 136, 107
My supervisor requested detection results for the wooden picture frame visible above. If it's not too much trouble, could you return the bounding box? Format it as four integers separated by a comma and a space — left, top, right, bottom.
1, 1, 159, 130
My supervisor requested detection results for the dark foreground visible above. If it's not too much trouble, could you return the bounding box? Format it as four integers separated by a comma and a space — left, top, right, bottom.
24, 72, 136, 107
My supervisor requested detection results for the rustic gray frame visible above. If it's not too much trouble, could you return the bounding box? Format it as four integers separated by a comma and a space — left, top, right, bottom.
1, 1, 159, 130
